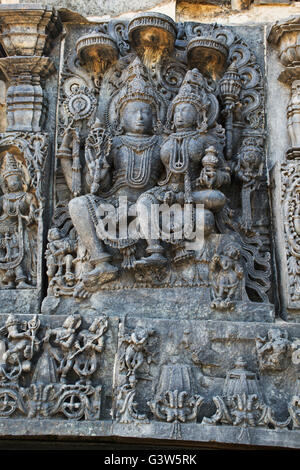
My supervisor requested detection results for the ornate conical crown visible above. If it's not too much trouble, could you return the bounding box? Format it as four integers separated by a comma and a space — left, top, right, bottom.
170, 68, 209, 112
2, 153, 22, 180
166, 68, 213, 132
116, 57, 160, 114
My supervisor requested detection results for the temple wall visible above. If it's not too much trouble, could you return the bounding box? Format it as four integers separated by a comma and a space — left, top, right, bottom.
0, 1, 298, 451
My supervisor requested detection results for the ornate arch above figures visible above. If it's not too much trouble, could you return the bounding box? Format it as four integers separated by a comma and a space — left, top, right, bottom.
177, 22, 265, 137
59, 18, 265, 139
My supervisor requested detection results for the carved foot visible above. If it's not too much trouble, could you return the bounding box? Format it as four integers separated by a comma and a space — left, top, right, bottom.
82, 262, 118, 289
135, 253, 167, 267
73, 282, 90, 299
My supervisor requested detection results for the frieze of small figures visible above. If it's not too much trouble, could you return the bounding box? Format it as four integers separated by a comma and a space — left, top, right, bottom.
0, 314, 109, 421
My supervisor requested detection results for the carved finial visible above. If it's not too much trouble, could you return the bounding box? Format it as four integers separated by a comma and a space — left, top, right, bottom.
202, 146, 219, 167
219, 59, 242, 104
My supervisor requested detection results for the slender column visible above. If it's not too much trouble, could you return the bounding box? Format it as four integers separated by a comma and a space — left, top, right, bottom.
0, 4, 61, 313
269, 17, 300, 318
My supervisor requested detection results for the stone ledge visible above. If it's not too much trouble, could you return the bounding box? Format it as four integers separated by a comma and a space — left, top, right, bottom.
0, 419, 298, 449
41, 289, 275, 322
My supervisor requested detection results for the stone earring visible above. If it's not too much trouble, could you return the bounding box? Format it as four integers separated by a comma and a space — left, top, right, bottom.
198, 111, 208, 133
153, 119, 162, 134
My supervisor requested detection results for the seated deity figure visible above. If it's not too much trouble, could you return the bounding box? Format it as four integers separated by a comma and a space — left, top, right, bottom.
57, 57, 163, 291
136, 68, 231, 265
0, 152, 38, 288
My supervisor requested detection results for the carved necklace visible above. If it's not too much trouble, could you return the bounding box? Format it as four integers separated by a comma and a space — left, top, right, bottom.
3, 192, 26, 217
120, 135, 158, 188
120, 135, 157, 153
168, 130, 198, 203
169, 130, 198, 174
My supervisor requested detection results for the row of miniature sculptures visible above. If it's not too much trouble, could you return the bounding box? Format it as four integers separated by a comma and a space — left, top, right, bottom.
0, 313, 300, 431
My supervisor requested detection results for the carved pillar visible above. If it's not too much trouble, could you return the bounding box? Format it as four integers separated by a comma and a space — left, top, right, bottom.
0, 56, 55, 132
269, 17, 300, 318
0, 4, 61, 313
0, 4, 60, 132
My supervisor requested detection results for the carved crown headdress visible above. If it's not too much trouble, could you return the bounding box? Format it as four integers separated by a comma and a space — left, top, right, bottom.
115, 56, 162, 119
172, 69, 208, 108
166, 68, 219, 132
2, 153, 23, 180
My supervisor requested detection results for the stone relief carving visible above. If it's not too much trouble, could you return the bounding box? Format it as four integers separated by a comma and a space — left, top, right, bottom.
255, 329, 292, 372
0, 132, 49, 291
45, 227, 78, 296
0, 3, 298, 450
0, 315, 109, 420
202, 358, 265, 426
0, 4, 56, 307
0, 5, 60, 134
111, 320, 300, 438
0, 314, 40, 382
148, 356, 204, 438
234, 137, 263, 234
201, 357, 292, 432
0, 153, 38, 288
0, 312, 298, 442
281, 162, 300, 307
115, 325, 156, 424
44, 12, 272, 319
209, 243, 244, 310
149, 390, 203, 439
269, 17, 300, 316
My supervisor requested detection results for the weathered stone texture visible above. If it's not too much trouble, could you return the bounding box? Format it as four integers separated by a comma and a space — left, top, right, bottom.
0, 2, 299, 450
20, 0, 169, 18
